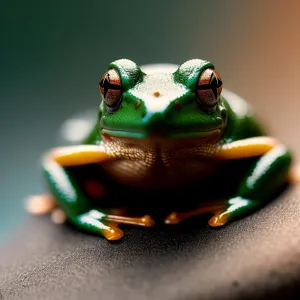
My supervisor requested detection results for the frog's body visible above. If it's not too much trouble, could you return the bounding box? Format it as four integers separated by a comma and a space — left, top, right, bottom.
28, 59, 295, 240
96, 89, 262, 190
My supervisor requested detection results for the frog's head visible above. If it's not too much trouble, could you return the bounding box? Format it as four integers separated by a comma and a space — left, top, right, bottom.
98, 58, 227, 141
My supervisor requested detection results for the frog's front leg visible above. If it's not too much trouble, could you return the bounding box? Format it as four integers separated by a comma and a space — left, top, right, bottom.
165, 137, 292, 227
37, 145, 155, 240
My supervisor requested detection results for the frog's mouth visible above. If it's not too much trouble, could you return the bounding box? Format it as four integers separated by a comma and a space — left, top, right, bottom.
101, 128, 222, 139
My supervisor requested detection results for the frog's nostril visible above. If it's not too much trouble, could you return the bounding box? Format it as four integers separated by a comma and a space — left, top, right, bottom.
153, 91, 160, 97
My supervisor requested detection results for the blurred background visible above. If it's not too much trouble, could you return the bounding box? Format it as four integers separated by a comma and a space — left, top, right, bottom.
1, 0, 300, 243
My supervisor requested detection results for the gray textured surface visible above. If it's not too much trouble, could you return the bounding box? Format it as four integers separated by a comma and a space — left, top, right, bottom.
1, 185, 300, 300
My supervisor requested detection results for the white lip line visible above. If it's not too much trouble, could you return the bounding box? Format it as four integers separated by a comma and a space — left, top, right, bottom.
101, 128, 221, 137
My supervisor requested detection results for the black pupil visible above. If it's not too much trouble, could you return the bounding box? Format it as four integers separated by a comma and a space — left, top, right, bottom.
99, 73, 121, 98
197, 71, 222, 101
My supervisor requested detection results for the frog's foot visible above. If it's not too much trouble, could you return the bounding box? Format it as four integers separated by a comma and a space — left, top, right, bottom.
288, 163, 300, 184
164, 200, 227, 225
164, 197, 258, 227
70, 210, 124, 241
70, 210, 155, 241
25, 194, 57, 215
208, 197, 258, 227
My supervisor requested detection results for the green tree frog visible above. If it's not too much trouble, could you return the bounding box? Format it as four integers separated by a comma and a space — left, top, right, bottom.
27, 58, 299, 241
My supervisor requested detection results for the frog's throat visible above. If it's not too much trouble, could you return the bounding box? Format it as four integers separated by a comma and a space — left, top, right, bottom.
100, 130, 222, 162
99, 132, 221, 189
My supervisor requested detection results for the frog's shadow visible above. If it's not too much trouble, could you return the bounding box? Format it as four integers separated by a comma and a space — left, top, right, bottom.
60, 182, 289, 263
58, 160, 291, 258
61, 212, 219, 263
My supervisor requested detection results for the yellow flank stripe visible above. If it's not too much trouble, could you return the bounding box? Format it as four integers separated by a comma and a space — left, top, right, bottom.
215, 137, 279, 160
51, 145, 111, 166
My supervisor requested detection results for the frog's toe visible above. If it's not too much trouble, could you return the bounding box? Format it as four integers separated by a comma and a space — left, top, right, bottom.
208, 212, 229, 227
103, 225, 124, 241
25, 194, 57, 215
51, 208, 67, 224
141, 215, 156, 227
164, 212, 181, 225
289, 163, 300, 184
103, 213, 156, 227
164, 200, 227, 225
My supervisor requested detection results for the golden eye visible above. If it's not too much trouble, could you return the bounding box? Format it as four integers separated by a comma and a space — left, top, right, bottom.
196, 68, 223, 110
98, 68, 122, 110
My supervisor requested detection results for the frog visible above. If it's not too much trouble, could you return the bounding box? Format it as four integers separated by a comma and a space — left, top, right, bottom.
26, 58, 300, 241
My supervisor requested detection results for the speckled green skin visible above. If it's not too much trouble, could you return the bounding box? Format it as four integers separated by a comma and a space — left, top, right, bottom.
43, 59, 292, 238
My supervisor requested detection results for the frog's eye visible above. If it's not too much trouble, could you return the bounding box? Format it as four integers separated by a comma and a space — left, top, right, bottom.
99, 68, 122, 111
196, 68, 223, 111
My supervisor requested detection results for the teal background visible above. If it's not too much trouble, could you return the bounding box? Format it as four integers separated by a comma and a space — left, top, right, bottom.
1, 0, 300, 243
